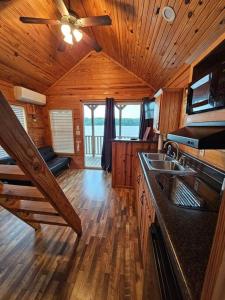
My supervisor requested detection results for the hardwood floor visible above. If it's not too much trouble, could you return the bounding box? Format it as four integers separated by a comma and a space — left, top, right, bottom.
0, 169, 144, 300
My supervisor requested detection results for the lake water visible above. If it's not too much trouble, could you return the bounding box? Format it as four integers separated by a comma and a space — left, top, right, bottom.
84, 125, 140, 137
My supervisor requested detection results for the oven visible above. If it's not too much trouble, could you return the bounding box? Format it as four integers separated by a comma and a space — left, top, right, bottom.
148, 221, 183, 300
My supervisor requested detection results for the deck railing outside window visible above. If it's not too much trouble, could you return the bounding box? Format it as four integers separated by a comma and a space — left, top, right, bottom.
85, 135, 104, 155
84, 135, 130, 156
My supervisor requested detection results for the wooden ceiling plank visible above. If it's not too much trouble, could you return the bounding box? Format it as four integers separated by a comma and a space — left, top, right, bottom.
144, 0, 198, 84
152, 0, 224, 86
148, 0, 190, 72
138, 0, 175, 75
149, 0, 213, 84
141, 0, 179, 76
0, 0, 224, 91
134, 0, 154, 75
131, 0, 146, 74
137, 0, 164, 80
156, 0, 215, 73
168, 1, 225, 72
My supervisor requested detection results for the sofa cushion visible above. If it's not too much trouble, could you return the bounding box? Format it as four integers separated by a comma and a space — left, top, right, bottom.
38, 146, 56, 162
47, 157, 70, 175
47, 157, 69, 169
0, 156, 16, 165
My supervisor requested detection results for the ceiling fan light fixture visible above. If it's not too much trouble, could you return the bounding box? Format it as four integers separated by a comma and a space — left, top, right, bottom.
61, 23, 71, 36
73, 29, 83, 42
64, 33, 73, 45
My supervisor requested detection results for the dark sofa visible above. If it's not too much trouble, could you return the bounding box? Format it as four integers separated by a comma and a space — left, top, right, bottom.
0, 146, 71, 176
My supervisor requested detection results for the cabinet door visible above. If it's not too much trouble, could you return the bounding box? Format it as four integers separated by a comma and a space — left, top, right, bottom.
124, 142, 132, 187
131, 143, 154, 187
112, 142, 127, 187
135, 162, 142, 213
137, 188, 144, 232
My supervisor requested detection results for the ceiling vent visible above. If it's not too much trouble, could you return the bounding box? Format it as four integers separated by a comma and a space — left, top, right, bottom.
162, 6, 176, 23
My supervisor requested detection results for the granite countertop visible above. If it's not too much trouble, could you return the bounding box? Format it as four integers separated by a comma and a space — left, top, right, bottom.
138, 153, 218, 300
112, 138, 157, 143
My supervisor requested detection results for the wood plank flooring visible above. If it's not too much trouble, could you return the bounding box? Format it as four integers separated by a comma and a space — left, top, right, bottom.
0, 169, 144, 300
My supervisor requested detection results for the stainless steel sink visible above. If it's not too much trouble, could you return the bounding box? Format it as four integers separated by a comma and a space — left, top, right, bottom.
150, 160, 184, 171
143, 153, 173, 161
142, 152, 196, 176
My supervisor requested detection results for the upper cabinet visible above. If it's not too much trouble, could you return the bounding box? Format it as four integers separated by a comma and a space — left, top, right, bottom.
153, 88, 183, 135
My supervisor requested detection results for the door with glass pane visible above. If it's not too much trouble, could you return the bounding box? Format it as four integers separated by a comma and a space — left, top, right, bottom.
84, 104, 105, 168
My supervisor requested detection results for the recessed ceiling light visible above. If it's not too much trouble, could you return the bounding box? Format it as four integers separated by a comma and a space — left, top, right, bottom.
162, 6, 176, 23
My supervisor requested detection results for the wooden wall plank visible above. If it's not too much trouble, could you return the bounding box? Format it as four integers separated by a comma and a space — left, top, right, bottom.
165, 36, 225, 171
0, 80, 47, 148
46, 52, 153, 168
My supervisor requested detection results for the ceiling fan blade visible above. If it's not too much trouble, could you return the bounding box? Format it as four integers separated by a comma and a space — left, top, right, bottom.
55, 0, 69, 16
77, 15, 112, 27
20, 17, 60, 25
81, 31, 102, 52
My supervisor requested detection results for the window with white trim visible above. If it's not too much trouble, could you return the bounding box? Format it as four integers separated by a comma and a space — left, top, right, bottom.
49, 110, 74, 153
0, 105, 27, 159
115, 103, 141, 139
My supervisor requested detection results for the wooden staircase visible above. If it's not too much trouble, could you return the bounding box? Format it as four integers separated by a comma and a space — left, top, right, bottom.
0, 91, 82, 236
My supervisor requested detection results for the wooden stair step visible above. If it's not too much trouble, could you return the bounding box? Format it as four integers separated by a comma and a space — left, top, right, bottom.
1, 199, 59, 216
22, 214, 68, 226
0, 184, 46, 201
0, 165, 29, 181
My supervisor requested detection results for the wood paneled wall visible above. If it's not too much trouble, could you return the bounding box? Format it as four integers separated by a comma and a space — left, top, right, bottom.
0, 80, 47, 148
166, 36, 225, 171
45, 52, 154, 168
47, 52, 154, 100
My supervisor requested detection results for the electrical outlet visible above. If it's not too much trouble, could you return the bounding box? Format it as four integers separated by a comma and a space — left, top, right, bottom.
199, 150, 205, 157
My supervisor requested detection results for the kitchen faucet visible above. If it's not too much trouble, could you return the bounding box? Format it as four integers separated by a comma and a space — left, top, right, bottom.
163, 141, 179, 160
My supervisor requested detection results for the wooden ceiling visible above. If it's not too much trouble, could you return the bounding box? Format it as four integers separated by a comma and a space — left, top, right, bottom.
0, 0, 91, 92
0, 0, 224, 93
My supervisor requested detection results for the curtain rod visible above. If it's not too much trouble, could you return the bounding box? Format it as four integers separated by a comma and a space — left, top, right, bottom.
81, 100, 142, 105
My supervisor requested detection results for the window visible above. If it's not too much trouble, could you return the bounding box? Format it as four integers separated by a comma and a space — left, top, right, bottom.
115, 103, 141, 138
50, 110, 74, 153
0, 105, 27, 159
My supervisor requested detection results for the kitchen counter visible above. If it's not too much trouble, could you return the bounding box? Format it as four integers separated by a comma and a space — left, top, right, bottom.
138, 152, 221, 299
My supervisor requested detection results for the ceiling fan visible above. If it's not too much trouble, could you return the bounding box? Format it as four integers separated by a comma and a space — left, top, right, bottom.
19, 0, 112, 52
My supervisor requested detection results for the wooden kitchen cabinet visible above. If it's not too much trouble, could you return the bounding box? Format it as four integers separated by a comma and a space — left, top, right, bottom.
135, 159, 161, 299
112, 140, 157, 188
153, 88, 183, 135
135, 159, 156, 265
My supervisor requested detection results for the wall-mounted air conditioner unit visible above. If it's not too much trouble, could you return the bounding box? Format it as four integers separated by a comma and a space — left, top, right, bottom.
14, 86, 46, 106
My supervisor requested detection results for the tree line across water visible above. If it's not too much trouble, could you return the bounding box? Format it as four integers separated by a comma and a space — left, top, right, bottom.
84, 118, 140, 126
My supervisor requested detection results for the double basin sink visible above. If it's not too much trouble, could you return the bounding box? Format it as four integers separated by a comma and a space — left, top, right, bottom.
142, 153, 195, 176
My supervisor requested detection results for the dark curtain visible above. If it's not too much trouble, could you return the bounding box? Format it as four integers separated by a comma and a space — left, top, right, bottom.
101, 98, 116, 172
139, 97, 155, 140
